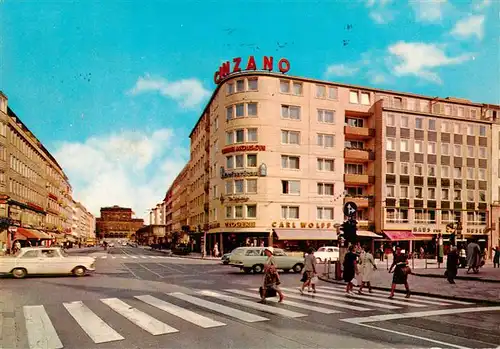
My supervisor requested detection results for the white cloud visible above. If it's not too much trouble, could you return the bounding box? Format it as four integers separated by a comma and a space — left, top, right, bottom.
451, 15, 485, 40
410, 0, 448, 23
128, 75, 210, 109
53, 129, 189, 220
387, 41, 473, 83
325, 64, 359, 77
366, 0, 395, 24
473, 0, 491, 11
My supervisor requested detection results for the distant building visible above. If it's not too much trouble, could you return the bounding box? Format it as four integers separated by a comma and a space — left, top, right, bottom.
95, 205, 144, 240
71, 200, 95, 242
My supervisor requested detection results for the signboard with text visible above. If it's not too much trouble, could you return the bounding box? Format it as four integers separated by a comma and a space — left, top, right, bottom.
214, 56, 290, 84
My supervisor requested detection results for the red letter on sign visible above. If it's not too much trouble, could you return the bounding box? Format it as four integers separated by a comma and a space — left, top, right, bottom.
263, 56, 273, 71
219, 61, 230, 79
232, 57, 242, 73
214, 71, 221, 84
246, 56, 257, 70
278, 58, 290, 73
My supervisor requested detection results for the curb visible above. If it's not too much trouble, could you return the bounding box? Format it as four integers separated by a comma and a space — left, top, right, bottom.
413, 272, 500, 284
149, 249, 220, 261
318, 276, 500, 305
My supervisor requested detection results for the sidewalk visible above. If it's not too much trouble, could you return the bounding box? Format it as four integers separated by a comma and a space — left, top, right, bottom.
320, 268, 500, 304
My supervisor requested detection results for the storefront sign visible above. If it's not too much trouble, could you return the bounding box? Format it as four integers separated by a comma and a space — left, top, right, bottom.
271, 221, 334, 229
209, 222, 221, 229
225, 196, 250, 203
225, 221, 256, 228
214, 56, 291, 84
466, 228, 487, 234
221, 169, 259, 179
222, 145, 266, 155
413, 227, 442, 233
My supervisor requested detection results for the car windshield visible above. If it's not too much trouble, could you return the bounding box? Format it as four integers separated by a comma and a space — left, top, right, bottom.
231, 248, 245, 255
317, 247, 326, 252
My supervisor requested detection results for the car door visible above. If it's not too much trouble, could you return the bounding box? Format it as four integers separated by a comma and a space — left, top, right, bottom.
273, 249, 291, 270
18, 250, 42, 274
40, 249, 62, 274
245, 248, 264, 267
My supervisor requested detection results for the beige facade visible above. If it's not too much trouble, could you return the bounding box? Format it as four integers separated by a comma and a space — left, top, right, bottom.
71, 200, 95, 240
170, 164, 190, 232
159, 71, 499, 255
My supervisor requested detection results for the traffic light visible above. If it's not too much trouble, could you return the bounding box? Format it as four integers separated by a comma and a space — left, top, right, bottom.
339, 220, 357, 244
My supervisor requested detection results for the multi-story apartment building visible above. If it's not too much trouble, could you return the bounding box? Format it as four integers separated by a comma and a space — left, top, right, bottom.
160, 59, 499, 256
0, 92, 89, 251
71, 200, 95, 242
170, 164, 190, 233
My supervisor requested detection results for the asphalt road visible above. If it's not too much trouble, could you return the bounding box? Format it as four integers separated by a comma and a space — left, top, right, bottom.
1, 246, 499, 349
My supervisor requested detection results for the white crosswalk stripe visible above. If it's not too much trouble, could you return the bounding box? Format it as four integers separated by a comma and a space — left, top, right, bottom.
101, 298, 178, 335
63, 301, 124, 344
225, 289, 342, 314
135, 295, 226, 328
23, 305, 63, 349
315, 288, 429, 307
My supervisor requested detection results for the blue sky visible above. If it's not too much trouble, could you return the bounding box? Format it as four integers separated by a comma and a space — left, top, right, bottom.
0, 0, 497, 218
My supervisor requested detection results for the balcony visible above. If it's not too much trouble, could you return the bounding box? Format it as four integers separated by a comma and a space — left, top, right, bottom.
344, 126, 375, 140
204, 202, 209, 212
344, 148, 375, 162
344, 174, 375, 185
344, 196, 371, 208
204, 182, 210, 192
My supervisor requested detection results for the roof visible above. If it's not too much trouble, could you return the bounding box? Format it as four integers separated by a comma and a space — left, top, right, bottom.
100, 206, 133, 211
188, 70, 500, 138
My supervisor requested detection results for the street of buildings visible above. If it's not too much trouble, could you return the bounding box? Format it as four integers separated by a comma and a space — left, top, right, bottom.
143, 66, 500, 258
0, 92, 95, 252
0, 246, 498, 349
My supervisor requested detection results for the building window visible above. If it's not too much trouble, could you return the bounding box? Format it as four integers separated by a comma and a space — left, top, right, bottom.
317, 183, 334, 196
479, 147, 487, 158
458, 107, 464, 117
318, 109, 335, 124
317, 207, 334, 220
226, 83, 234, 95
386, 138, 395, 151
246, 179, 257, 193
415, 118, 423, 129
401, 162, 409, 175
414, 140, 423, 153
454, 145, 462, 157
360, 92, 370, 105
467, 146, 474, 158
281, 105, 301, 120
428, 142, 436, 154
345, 163, 364, 174
281, 206, 299, 219
387, 162, 395, 173
442, 188, 449, 200
235, 129, 244, 143
428, 165, 436, 177
441, 165, 450, 177
467, 167, 474, 179
400, 186, 408, 198
479, 190, 486, 202
415, 187, 423, 198
246, 128, 258, 142
247, 103, 257, 117
248, 78, 258, 91
478, 168, 486, 180
281, 130, 300, 145
234, 179, 244, 193
280, 80, 290, 93
471, 109, 478, 119
317, 158, 334, 171
246, 205, 257, 218
454, 189, 461, 200
393, 97, 402, 109
349, 91, 359, 104
454, 167, 462, 178
281, 155, 300, 169
236, 80, 245, 92
346, 118, 364, 127
441, 121, 450, 132
345, 140, 364, 149
466, 190, 474, 201
226, 156, 234, 169
234, 205, 243, 218
454, 123, 461, 134
234, 103, 244, 118
316, 85, 326, 98
235, 155, 244, 168
282, 180, 300, 194
479, 125, 486, 136
429, 119, 436, 131
400, 139, 409, 152
386, 114, 395, 126
428, 187, 436, 199
328, 86, 338, 99
401, 116, 409, 128
226, 106, 233, 121
441, 210, 451, 222
466, 125, 474, 136
317, 134, 334, 148
225, 206, 232, 219
247, 154, 257, 167
386, 185, 395, 197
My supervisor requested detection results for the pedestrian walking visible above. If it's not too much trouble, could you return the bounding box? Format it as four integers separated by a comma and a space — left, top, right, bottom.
300, 247, 317, 294
259, 247, 284, 303
445, 246, 459, 284
466, 240, 481, 274
388, 247, 411, 299
358, 246, 377, 294
493, 247, 500, 268
343, 244, 359, 296
213, 243, 219, 258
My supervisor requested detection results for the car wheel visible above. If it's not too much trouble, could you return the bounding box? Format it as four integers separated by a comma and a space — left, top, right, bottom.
292, 263, 304, 273
12, 268, 27, 279
243, 267, 252, 274
72, 266, 87, 277
253, 264, 264, 274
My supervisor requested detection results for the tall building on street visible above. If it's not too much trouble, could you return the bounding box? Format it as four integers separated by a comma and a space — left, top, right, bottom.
154, 58, 500, 257
0, 91, 92, 252
71, 201, 96, 242
95, 205, 144, 240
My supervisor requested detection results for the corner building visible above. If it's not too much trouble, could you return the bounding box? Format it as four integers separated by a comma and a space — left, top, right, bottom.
183, 70, 499, 256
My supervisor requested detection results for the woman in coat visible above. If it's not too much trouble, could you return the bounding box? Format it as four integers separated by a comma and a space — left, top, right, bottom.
446, 246, 459, 284
388, 247, 411, 299
259, 247, 284, 303
358, 246, 377, 294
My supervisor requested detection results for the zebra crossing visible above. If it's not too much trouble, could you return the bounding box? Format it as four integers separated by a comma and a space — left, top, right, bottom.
13, 285, 477, 348
97, 255, 171, 260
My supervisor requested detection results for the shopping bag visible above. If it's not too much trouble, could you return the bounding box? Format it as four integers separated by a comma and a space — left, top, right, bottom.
259, 286, 277, 298
311, 276, 319, 284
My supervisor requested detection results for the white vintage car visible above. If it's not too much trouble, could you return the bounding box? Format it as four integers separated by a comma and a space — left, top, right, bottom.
0, 247, 96, 279
229, 247, 304, 274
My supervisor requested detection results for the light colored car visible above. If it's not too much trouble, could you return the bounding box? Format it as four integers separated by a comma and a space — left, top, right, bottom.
314, 246, 340, 262
0, 247, 96, 279
229, 247, 304, 274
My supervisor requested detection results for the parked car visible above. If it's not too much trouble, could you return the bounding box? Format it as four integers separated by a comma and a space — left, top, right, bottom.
221, 253, 231, 264
229, 247, 304, 274
314, 246, 340, 262
0, 247, 96, 279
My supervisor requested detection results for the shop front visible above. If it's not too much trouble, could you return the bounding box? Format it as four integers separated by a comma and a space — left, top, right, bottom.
271, 220, 340, 252
207, 221, 270, 255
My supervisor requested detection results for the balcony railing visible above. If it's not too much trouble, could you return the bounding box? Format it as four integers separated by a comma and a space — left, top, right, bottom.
344, 148, 375, 162
343, 196, 372, 208
344, 126, 375, 139
344, 174, 375, 185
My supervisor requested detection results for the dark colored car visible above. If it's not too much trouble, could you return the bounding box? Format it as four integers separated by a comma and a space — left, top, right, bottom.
221, 253, 231, 264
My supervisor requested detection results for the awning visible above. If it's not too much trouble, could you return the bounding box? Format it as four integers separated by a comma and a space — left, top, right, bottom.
384, 230, 416, 241
17, 228, 42, 239
274, 229, 338, 240
13, 232, 27, 241
35, 230, 52, 239
357, 230, 382, 238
